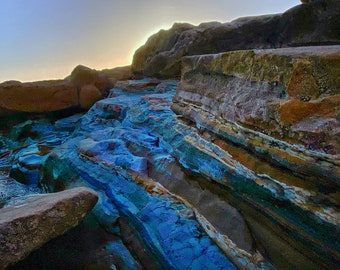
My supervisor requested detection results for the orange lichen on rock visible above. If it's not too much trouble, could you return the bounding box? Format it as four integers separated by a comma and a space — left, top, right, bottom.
279, 95, 340, 125
287, 59, 320, 100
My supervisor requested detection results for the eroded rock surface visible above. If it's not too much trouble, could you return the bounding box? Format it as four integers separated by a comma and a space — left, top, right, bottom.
170, 46, 340, 268
0, 187, 98, 269
132, 0, 340, 78
173, 46, 340, 179
1, 77, 339, 269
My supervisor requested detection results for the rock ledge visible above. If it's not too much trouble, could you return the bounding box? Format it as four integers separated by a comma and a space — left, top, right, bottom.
0, 187, 98, 269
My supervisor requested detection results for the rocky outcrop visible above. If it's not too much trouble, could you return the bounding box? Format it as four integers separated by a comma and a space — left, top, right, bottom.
171, 46, 340, 268
1, 79, 339, 269
0, 187, 98, 269
132, 0, 340, 78
0, 80, 78, 114
0, 65, 132, 117
173, 46, 340, 181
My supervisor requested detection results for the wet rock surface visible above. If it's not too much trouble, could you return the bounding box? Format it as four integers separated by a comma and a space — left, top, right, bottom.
1, 2, 339, 269
0, 74, 338, 269
0, 76, 338, 269
0, 187, 98, 269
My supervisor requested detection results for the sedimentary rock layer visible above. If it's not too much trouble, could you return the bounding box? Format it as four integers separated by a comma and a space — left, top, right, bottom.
2, 80, 339, 269
132, 0, 340, 77
173, 46, 340, 184
0, 187, 98, 269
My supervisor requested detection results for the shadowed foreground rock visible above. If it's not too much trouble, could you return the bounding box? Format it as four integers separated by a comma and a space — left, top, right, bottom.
0, 187, 98, 269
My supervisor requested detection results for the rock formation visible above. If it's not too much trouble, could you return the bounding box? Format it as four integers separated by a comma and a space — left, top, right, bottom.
1, 76, 337, 269
0, 1, 339, 269
0, 80, 78, 114
0, 187, 98, 269
173, 46, 340, 175
132, 0, 340, 78
171, 46, 340, 268
0, 65, 132, 117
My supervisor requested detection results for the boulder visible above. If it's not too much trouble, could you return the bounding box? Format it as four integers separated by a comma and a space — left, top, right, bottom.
132, 0, 340, 78
0, 187, 98, 269
0, 65, 132, 117
69, 65, 100, 88
79, 84, 102, 109
100, 65, 132, 81
0, 80, 78, 114
69, 65, 132, 96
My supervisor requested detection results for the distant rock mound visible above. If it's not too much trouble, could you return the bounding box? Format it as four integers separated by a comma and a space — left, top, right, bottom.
132, 0, 340, 78
0, 187, 98, 269
0, 65, 132, 117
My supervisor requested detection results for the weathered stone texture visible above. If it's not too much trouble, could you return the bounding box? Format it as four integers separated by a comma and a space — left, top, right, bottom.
0, 65, 132, 117
174, 46, 340, 155
132, 0, 340, 78
0, 187, 98, 269
0, 80, 78, 113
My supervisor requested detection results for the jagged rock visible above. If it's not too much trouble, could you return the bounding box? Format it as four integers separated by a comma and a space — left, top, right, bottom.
132, 0, 340, 78
0, 187, 98, 269
114, 78, 161, 92
169, 46, 340, 268
10, 213, 141, 270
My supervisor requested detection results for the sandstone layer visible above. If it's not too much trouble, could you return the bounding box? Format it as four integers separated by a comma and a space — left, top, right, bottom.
173, 46, 340, 183
0, 187, 98, 269
132, 0, 340, 78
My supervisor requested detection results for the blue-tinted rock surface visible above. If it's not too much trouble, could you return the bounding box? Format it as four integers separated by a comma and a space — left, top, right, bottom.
1, 78, 338, 269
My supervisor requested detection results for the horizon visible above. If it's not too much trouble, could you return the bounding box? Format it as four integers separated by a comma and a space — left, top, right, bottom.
0, 0, 300, 83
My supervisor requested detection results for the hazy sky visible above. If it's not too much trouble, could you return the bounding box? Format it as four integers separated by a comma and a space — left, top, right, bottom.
0, 0, 300, 82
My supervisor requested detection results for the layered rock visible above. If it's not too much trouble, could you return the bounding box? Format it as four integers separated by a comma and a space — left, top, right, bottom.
171, 46, 340, 268
1, 79, 339, 269
173, 46, 340, 181
35, 82, 260, 269
0, 187, 98, 269
132, 0, 340, 78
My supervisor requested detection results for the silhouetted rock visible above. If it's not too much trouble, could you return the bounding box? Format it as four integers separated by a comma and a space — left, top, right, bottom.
100, 65, 132, 81
0, 187, 98, 269
132, 0, 340, 78
69, 65, 99, 87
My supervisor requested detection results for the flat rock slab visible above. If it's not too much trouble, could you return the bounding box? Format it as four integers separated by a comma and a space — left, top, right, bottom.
0, 187, 98, 269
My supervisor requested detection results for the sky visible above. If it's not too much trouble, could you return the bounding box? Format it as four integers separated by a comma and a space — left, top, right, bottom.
0, 0, 300, 83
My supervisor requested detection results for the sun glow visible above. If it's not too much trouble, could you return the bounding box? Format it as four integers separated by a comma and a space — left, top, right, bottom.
127, 24, 173, 64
